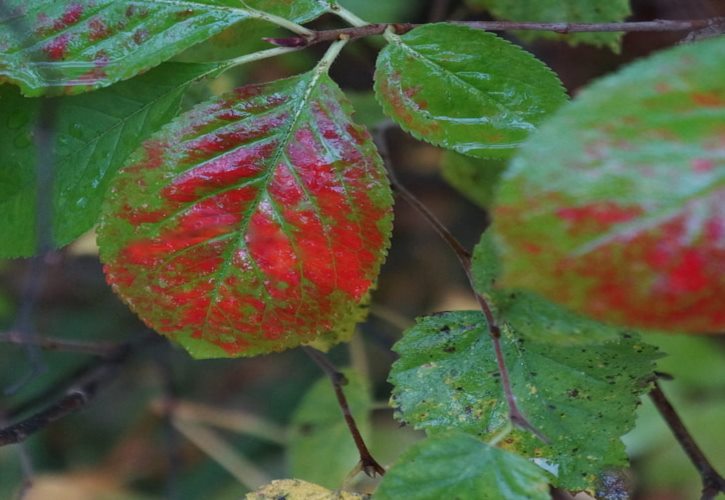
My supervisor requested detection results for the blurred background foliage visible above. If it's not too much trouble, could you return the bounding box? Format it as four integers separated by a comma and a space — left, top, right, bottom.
1, 0, 724, 499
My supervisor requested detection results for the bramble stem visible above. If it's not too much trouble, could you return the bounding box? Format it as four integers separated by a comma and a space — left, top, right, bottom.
0, 332, 118, 357
373, 125, 546, 442
266, 18, 725, 47
649, 381, 725, 500
302, 347, 385, 477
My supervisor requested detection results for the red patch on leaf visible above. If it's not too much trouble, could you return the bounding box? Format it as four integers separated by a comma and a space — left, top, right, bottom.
43, 34, 71, 60
556, 202, 643, 234
692, 92, 725, 107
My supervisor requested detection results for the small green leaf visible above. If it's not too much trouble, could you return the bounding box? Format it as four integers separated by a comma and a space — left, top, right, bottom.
375, 432, 550, 500
98, 71, 393, 358
0, 0, 328, 96
374, 23, 567, 159
470, 232, 501, 295
440, 151, 507, 209
0, 62, 215, 258
389, 307, 659, 490
494, 36, 725, 333
467, 0, 631, 51
288, 371, 371, 488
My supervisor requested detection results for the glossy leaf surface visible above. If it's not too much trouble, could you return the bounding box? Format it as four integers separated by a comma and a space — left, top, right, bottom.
0, 0, 328, 96
468, 0, 630, 51
98, 72, 393, 358
376, 432, 549, 500
288, 371, 370, 488
389, 309, 658, 489
246, 479, 364, 500
494, 37, 725, 333
374, 23, 567, 159
0, 62, 212, 258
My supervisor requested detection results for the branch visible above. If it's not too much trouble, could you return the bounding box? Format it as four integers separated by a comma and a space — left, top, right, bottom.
266, 18, 725, 47
373, 124, 547, 443
649, 381, 725, 500
302, 347, 385, 477
0, 331, 118, 357
0, 334, 159, 447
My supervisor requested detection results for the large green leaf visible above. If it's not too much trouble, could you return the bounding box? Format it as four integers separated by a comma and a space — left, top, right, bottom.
0, 62, 215, 258
374, 23, 567, 159
389, 308, 659, 490
0, 0, 329, 96
288, 371, 371, 488
493, 36, 725, 333
467, 0, 631, 51
375, 432, 549, 500
97, 71, 394, 359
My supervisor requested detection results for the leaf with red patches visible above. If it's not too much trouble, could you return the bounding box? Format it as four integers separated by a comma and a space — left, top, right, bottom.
493, 37, 725, 333
0, 0, 330, 96
98, 71, 394, 359
374, 23, 567, 159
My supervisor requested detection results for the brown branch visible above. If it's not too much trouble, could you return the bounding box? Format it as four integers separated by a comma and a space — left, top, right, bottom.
0, 334, 159, 447
649, 381, 725, 500
302, 346, 385, 477
0, 331, 118, 357
266, 18, 725, 47
372, 124, 546, 442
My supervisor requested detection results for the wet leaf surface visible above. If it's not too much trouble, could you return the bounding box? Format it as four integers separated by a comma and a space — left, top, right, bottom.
376, 432, 549, 500
374, 23, 567, 159
389, 308, 659, 490
493, 37, 725, 333
98, 71, 393, 358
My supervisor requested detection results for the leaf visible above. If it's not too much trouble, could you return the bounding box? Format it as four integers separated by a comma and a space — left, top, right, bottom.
288, 370, 371, 488
467, 0, 631, 51
470, 232, 501, 295
0, 0, 328, 96
440, 151, 507, 209
97, 71, 394, 359
374, 23, 567, 159
389, 307, 659, 490
493, 36, 725, 333
375, 432, 550, 500
0, 62, 214, 258
246, 479, 365, 500
337, 0, 416, 23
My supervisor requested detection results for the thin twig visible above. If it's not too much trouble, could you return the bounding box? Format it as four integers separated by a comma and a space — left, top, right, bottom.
0, 335, 159, 447
0, 331, 118, 357
373, 125, 546, 442
649, 381, 725, 500
266, 18, 725, 47
302, 347, 385, 477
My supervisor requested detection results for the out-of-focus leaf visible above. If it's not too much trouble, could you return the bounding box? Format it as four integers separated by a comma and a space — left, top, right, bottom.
247, 479, 365, 499
467, 0, 631, 51
0, 0, 329, 95
0, 62, 215, 258
288, 371, 371, 488
375, 432, 549, 500
389, 308, 659, 490
345, 91, 387, 128
338, 0, 417, 23
470, 232, 501, 295
374, 23, 567, 159
440, 151, 507, 209
98, 72, 393, 358
494, 36, 725, 333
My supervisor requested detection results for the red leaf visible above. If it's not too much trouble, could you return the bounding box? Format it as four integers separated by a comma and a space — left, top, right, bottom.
98, 73, 393, 358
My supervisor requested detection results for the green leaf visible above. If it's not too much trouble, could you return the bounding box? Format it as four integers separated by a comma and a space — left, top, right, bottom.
97, 71, 394, 359
440, 151, 507, 209
467, 0, 631, 51
493, 36, 725, 333
375, 432, 550, 500
288, 371, 371, 489
470, 232, 501, 295
0, 0, 328, 96
374, 23, 567, 159
338, 0, 416, 23
247, 479, 365, 500
0, 62, 214, 258
389, 307, 659, 490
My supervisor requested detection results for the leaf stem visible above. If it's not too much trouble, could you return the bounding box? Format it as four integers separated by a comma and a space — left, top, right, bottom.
240, 1, 314, 36
224, 46, 304, 69
266, 18, 725, 47
316, 37, 349, 73
302, 347, 385, 477
329, 4, 369, 28
373, 124, 546, 443
649, 381, 725, 500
